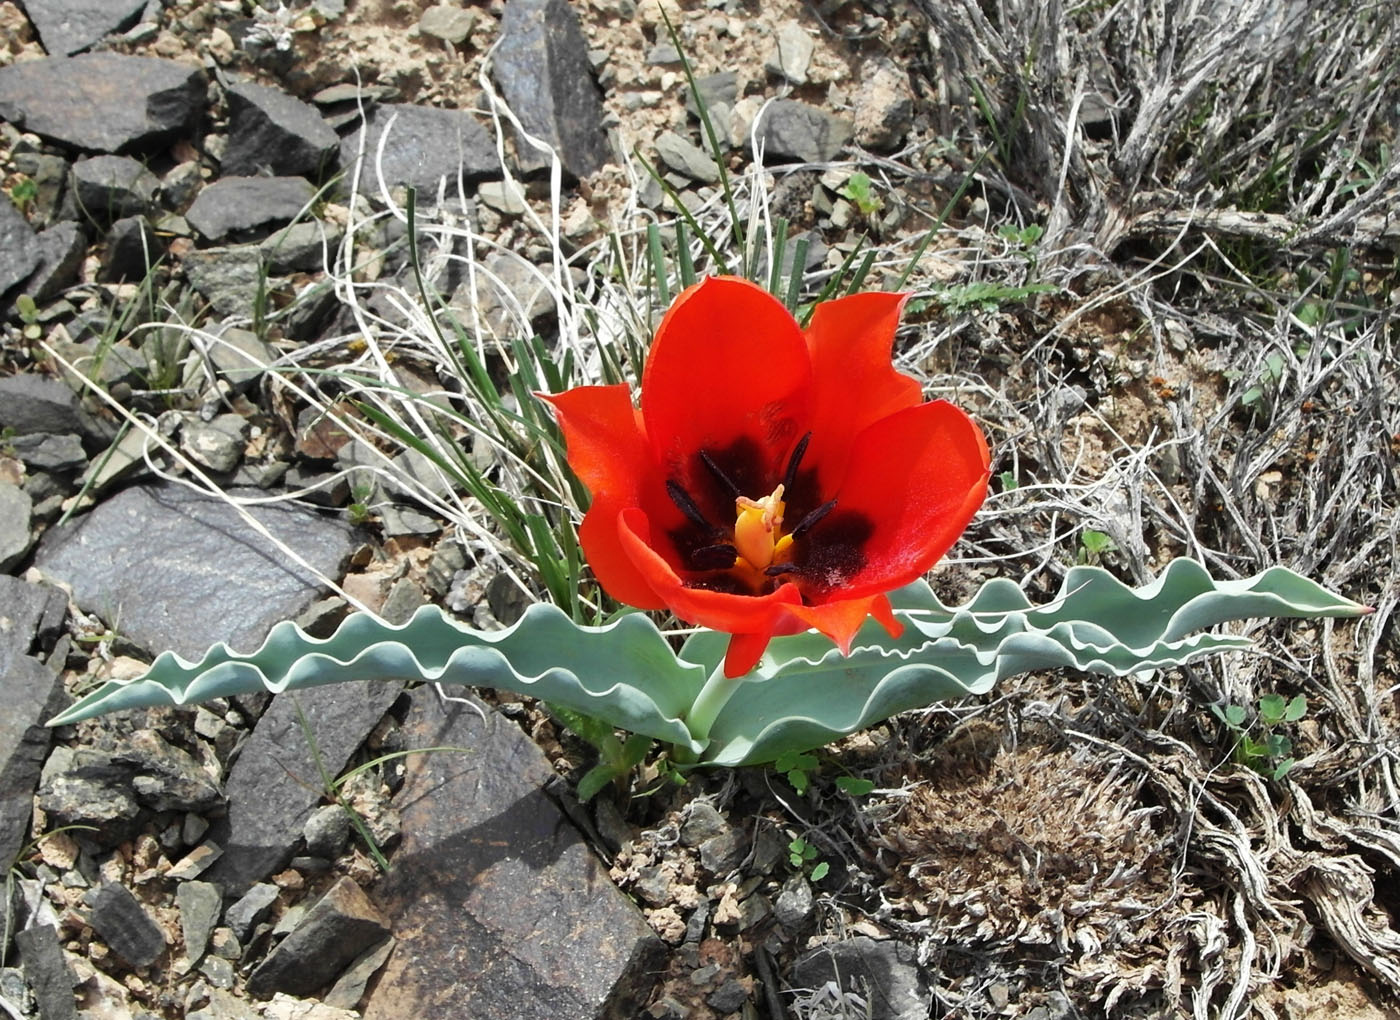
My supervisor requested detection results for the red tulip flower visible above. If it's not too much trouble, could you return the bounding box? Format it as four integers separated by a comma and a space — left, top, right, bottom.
542, 276, 990, 678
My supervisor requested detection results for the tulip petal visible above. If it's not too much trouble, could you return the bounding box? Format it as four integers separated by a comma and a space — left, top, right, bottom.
540, 387, 667, 610
723, 631, 773, 677
617, 506, 802, 635
785, 593, 903, 654
641, 277, 812, 512
801, 291, 922, 490
803, 400, 990, 600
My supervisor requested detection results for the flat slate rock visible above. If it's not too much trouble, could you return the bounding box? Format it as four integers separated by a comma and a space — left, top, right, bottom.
71, 154, 160, 223
789, 936, 932, 1020
0, 191, 42, 294
15, 924, 77, 1020
362, 688, 664, 1020
201, 679, 405, 897
0, 576, 68, 867
0, 373, 92, 438
753, 99, 852, 164
246, 877, 390, 998
20, 220, 87, 303
86, 882, 166, 968
33, 482, 358, 660
492, 0, 612, 178
339, 103, 499, 192
222, 80, 339, 178
0, 53, 206, 154
21, 0, 147, 56
185, 176, 316, 242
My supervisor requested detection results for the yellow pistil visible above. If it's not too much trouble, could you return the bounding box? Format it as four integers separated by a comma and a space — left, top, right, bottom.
733, 484, 794, 570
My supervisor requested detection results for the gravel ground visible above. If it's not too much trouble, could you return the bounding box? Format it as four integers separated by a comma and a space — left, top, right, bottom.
2, 1, 1398, 1018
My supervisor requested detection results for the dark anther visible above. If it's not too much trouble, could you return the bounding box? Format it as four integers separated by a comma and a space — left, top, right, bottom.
764, 563, 801, 577
699, 450, 741, 498
667, 480, 722, 535
790, 498, 837, 539
782, 432, 812, 493
690, 544, 739, 570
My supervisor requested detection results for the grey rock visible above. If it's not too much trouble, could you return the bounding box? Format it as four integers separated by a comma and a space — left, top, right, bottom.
19, 220, 86, 302
222, 80, 339, 178
679, 800, 727, 846
477, 178, 527, 215
0, 483, 34, 571
160, 159, 203, 209
197, 957, 235, 991
789, 937, 932, 1020
180, 246, 266, 319
654, 130, 719, 183
38, 729, 221, 844
0, 191, 41, 294
699, 828, 746, 875
446, 251, 553, 334
71, 155, 160, 223
0, 576, 68, 868
492, 0, 613, 178
323, 937, 394, 1011
764, 21, 815, 84
754, 99, 852, 164
246, 877, 390, 998
86, 883, 166, 968
645, 42, 680, 65
201, 678, 404, 896
15, 924, 76, 1020
0, 54, 206, 154
773, 874, 814, 928
204, 326, 277, 390
33, 482, 359, 661
259, 219, 342, 274
100, 214, 163, 283
0, 373, 94, 438
302, 804, 351, 860
224, 883, 279, 942
360, 688, 664, 1020
708, 977, 748, 1013
418, 4, 476, 43
179, 413, 249, 474
339, 103, 499, 193
36, 745, 141, 846
22, 0, 147, 56
185, 177, 316, 243
684, 71, 738, 119
176, 881, 223, 963
853, 60, 914, 152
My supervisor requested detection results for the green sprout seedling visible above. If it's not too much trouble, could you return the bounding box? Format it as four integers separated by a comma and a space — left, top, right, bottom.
551, 704, 654, 802
788, 837, 828, 881
1077, 529, 1117, 565
775, 749, 819, 794
1212, 693, 1308, 780
839, 172, 884, 217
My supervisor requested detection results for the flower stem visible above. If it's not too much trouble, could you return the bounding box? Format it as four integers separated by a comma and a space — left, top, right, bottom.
685, 661, 750, 744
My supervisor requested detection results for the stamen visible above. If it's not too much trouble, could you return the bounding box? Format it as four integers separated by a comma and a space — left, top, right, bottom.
667, 480, 722, 535
699, 450, 741, 497
764, 563, 801, 577
782, 432, 812, 493
690, 543, 740, 570
790, 498, 837, 539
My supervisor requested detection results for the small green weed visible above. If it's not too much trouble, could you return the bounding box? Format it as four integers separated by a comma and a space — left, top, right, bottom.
788, 836, 828, 881
935, 280, 1057, 315
551, 704, 655, 802
1077, 529, 1116, 565
7, 175, 38, 214
1212, 693, 1307, 779
839, 172, 884, 217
